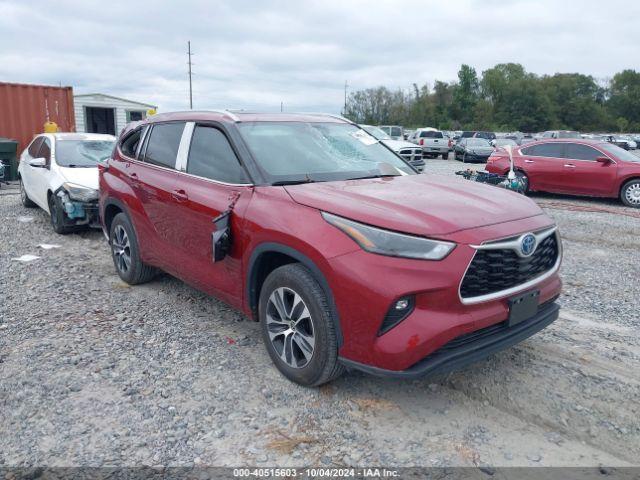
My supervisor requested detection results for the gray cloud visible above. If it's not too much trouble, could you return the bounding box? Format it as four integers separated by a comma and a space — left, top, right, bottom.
1, 0, 638, 113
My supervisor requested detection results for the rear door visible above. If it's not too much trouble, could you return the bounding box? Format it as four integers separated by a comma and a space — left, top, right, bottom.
562, 143, 617, 196
169, 123, 253, 304
131, 121, 187, 268
519, 142, 568, 193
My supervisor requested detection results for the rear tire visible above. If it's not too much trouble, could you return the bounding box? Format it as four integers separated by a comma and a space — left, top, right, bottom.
109, 212, 157, 284
19, 177, 36, 208
259, 264, 344, 387
620, 179, 640, 208
441, 152, 448, 159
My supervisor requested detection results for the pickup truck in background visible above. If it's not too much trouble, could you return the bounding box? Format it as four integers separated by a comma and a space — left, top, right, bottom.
412, 128, 451, 159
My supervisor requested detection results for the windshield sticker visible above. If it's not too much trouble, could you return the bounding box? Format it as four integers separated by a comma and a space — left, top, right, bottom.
350, 130, 378, 146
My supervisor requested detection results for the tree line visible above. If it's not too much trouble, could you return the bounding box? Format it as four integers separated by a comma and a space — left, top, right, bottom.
343, 63, 640, 133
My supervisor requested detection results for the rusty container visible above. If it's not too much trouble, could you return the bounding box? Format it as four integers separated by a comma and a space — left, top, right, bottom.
0, 82, 76, 155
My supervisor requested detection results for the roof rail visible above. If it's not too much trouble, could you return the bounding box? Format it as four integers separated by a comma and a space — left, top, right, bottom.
208, 109, 241, 122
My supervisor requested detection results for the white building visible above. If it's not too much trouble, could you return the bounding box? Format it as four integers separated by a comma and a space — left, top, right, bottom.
74, 93, 157, 136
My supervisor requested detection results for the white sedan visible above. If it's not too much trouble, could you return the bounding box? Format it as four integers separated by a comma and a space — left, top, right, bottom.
18, 132, 116, 234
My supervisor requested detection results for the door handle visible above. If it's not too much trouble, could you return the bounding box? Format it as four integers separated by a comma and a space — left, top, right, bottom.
564, 164, 576, 168
524, 159, 534, 163
171, 189, 189, 202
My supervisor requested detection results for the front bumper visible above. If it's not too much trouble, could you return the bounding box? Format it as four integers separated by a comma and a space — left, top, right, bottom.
327, 215, 562, 372
340, 300, 559, 378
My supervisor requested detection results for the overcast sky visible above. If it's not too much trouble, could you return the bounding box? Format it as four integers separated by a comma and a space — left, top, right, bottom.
1, 0, 638, 113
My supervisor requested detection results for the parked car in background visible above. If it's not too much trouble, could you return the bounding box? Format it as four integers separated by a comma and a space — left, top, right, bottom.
360, 125, 425, 172
413, 128, 450, 159
541, 130, 581, 139
617, 135, 637, 150
18, 132, 116, 233
492, 138, 519, 149
100, 110, 562, 386
378, 125, 404, 140
459, 131, 497, 143
602, 135, 632, 150
454, 137, 494, 162
486, 139, 640, 207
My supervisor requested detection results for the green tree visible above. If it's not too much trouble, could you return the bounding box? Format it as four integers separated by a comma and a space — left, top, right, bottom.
451, 64, 479, 126
608, 70, 640, 127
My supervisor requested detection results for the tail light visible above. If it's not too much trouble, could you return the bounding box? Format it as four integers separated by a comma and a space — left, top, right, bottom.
448, 139, 452, 148
419, 139, 424, 146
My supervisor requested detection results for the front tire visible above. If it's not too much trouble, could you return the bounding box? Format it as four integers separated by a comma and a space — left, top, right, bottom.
620, 179, 640, 208
48, 193, 74, 234
109, 212, 157, 284
20, 177, 37, 208
259, 264, 344, 387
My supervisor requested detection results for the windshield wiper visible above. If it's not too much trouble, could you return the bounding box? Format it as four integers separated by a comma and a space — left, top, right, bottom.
271, 174, 317, 186
346, 174, 400, 181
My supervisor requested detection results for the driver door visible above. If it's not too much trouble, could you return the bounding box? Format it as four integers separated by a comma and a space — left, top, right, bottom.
20, 136, 44, 207
32, 137, 53, 209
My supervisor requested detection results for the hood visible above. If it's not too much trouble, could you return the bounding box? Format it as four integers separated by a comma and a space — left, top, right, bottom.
284, 174, 544, 236
59, 166, 99, 191
382, 139, 419, 151
468, 146, 494, 154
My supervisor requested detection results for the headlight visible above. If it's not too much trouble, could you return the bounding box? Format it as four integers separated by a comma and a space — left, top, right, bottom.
322, 212, 455, 260
62, 182, 99, 202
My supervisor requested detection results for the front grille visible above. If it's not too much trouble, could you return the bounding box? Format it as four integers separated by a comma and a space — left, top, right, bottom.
399, 148, 423, 162
460, 233, 559, 299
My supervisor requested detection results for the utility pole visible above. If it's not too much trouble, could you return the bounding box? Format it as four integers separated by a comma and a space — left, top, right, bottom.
343, 80, 349, 115
187, 41, 194, 109
280, 101, 283, 112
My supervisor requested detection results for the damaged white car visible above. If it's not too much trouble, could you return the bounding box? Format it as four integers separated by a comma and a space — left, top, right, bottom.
18, 133, 116, 234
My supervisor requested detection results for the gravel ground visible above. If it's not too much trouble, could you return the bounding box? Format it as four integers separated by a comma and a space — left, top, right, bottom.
1, 163, 639, 468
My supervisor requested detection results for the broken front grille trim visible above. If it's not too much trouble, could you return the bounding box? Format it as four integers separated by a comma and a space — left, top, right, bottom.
458, 228, 562, 305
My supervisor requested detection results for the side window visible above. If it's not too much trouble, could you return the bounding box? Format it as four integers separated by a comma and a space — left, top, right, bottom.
38, 138, 52, 166
28, 137, 44, 157
120, 128, 143, 158
187, 126, 249, 184
524, 143, 565, 158
143, 122, 185, 168
565, 143, 602, 161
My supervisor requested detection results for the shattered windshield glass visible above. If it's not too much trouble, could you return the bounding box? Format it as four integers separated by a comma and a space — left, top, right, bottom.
56, 140, 115, 167
238, 122, 415, 183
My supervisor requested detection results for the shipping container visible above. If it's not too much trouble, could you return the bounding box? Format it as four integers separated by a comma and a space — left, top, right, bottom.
0, 82, 76, 154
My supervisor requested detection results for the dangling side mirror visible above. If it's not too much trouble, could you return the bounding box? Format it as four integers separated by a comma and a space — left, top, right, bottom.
212, 210, 232, 262
596, 156, 611, 164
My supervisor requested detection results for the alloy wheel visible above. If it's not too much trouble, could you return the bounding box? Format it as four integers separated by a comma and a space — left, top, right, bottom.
265, 287, 315, 368
625, 183, 640, 206
112, 224, 132, 273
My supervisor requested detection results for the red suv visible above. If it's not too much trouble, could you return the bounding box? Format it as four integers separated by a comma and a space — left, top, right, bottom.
485, 139, 640, 207
99, 111, 562, 386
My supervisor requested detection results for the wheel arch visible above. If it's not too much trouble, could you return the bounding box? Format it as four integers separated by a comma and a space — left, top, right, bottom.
619, 176, 640, 200
247, 242, 343, 347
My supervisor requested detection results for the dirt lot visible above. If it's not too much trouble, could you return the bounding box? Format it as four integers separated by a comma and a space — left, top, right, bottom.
1, 161, 639, 468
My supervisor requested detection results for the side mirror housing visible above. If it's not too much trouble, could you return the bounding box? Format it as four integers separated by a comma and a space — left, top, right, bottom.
596, 156, 611, 164
29, 157, 46, 168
